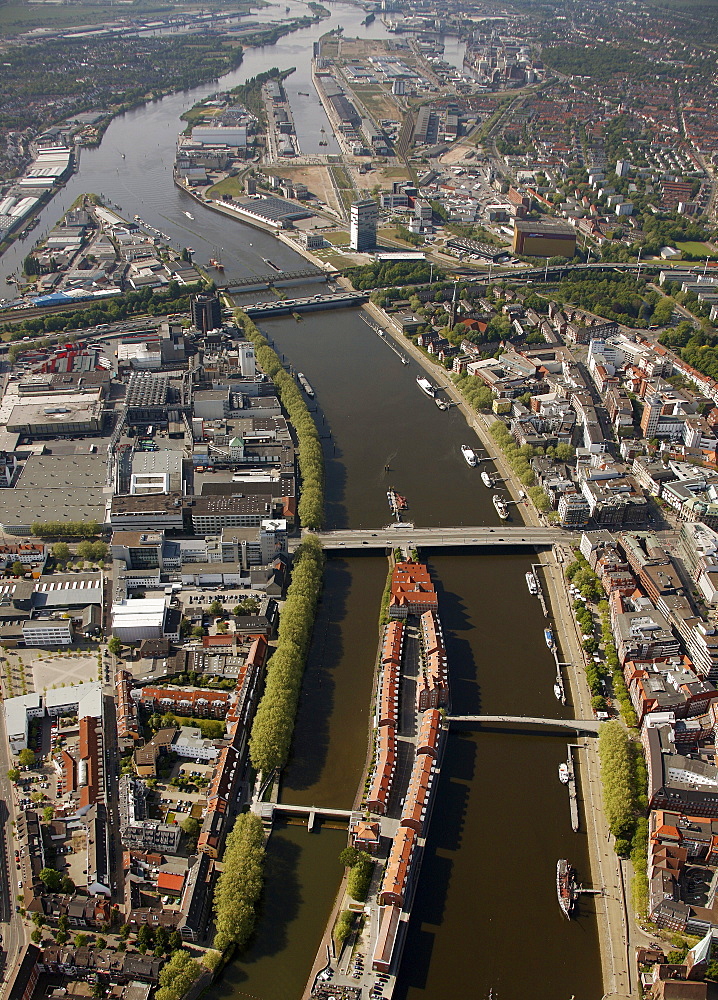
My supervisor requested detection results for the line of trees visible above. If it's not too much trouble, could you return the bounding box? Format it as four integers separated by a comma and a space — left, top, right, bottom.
31, 521, 100, 539
154, 949, 203, 1000
234, 310, 323, 529
248, 535, 324, 773
212, 812, 266, 954
487, 420, 552, 513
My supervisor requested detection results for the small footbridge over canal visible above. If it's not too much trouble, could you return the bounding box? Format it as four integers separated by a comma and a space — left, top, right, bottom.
253, 801, 357, 833
447, 715, 602, 735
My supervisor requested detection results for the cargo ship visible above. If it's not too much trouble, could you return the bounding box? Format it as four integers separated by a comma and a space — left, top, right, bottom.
557, 859, 577, 918
525, 571, 538, 595
416, 376, 436, 397
461, 444, 477, 466
297, 372, 315, 398
492, 494, 509, 519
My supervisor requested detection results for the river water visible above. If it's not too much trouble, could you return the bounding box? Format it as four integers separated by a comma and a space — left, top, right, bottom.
2, 8, 602, 996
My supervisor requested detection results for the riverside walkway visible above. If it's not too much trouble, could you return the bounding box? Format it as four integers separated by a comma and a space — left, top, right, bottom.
447, 714, 602, 734
290, 525, 569, 551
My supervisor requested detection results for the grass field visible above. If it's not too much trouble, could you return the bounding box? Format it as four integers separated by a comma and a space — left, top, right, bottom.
676, 241, 715, 256
206, 176, 244, 199
324, 232, 350, 246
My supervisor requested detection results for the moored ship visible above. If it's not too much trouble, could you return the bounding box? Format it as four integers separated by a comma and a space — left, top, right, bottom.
544, 627, 555, 649
481, 470, 493, 488
558, 763, 569, 784
492, 493, 509, 519
435, 397, 448, 410
387, 488, 409, 516
416, 376, 436, 397
297, 372, 315, 398
525, 571, 538, 595
461, 444, 477, 466
556, 859, 577, 918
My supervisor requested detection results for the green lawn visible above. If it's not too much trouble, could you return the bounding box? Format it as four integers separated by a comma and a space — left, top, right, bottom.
676, 241, 715, 256
324, 232, 350, 245
206, 176, 244, 199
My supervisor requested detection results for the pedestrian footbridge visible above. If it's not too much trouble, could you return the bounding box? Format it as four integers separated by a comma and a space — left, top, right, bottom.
447, 715, 601, 734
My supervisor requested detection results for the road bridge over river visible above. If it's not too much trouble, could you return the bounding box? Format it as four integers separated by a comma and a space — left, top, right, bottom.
290, 525, 569, 551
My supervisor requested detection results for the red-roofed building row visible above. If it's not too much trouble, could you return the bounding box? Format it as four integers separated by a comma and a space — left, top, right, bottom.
418, 612, 448, 711
78, 717, 102, 813
365, 725, 396, 816
138, 686, 231, 719
116, 669, 141, 745
378, 826, 417, 907
389, 562, 438, 618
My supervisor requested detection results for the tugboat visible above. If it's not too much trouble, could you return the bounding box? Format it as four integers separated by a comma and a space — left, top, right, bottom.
556, 859, 577, 918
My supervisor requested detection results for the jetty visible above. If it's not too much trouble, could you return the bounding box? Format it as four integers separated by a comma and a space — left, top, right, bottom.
359, 311, 409, 364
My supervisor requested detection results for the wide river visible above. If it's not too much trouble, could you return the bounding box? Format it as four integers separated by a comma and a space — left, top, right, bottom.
1, 5, 602, 996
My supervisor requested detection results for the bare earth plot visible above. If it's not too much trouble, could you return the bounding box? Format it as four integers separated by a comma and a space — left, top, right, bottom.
265, 165, 341, 213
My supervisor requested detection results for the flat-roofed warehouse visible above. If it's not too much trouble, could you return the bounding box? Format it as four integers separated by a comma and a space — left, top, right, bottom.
0, 453, 107, 534
512, 219, 577, 258
2, 389, 104, 437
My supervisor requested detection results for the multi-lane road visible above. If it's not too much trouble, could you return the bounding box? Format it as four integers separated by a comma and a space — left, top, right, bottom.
0, 708, 25, 993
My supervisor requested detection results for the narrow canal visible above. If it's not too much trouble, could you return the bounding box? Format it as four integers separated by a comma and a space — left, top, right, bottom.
206, 309, 603, 1000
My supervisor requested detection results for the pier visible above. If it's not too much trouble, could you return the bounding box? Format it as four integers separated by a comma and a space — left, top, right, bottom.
359, 312, 409, 365
446, 715, 602, 734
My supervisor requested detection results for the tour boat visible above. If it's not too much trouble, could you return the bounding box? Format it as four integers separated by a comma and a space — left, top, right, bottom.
416, 376, 436, 397
461, 444, 477, 466
492, 494, 509, 519
556, 859, 577, 918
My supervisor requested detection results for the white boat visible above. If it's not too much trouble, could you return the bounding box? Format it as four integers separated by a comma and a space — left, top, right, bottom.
554, 681, 564, 702
184, 211, 194, 220
435, 398, 448, 410
492, 494, 509, 519
416, 376, 435, 397
481, 470, 493, 488
558, 763, 569, 784
461, 444, 477, 467
525, 571, 538, 595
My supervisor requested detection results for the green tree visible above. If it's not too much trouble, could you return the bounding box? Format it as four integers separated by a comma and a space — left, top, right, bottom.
7, 768, 20, 782
39, 868, 62, 892
60, 875, 75, 894
209, 599, 223, 616
107, 636, 122, 657
31, 929, 41, 944
11, 561, 24, 577
74, 933, 88, 948
52, 541, 71, 566
212, 812, 265, 954
180, 816, 200, 838
43, 806, 54, 822
192, 625, 205, 639
137, 924, 154, 949
18, 749, 36, 768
